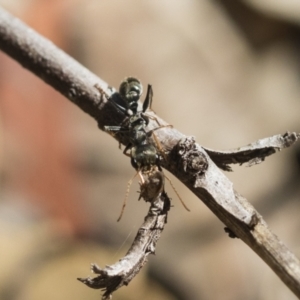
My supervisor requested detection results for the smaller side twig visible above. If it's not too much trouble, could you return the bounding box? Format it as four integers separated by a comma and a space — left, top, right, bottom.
203, 132, 300, 171
77, 170, 171, 300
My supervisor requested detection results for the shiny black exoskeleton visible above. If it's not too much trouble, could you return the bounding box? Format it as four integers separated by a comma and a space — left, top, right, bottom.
104, 77, 161, 172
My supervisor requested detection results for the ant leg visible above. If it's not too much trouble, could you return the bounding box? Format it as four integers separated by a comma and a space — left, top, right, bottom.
147, 115, 163, 127
123, 143, 132, 157
117, 172, 138, 222
164, 173, 190, 212
104, 125, 123, 132
137, 170, 145, 184
142, 84, 153, 113
142, 84, 170, 128
145, 112, 174, 129
149, 126, 172, 163
148, 123, 173, 163
150, 124, 173, 133
151, 132, 167, 162
141, 83, 172, 129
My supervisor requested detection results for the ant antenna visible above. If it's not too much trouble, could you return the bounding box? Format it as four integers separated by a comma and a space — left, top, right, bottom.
117, 172, 138, 222
164, 173, 190, 212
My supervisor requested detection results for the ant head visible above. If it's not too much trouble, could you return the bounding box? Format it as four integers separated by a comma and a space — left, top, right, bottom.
119, 77, 143, 112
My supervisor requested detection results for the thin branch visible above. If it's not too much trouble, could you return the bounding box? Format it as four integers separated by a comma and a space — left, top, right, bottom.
0, 6, 300, 298
203, 132, 300, 171
78, 170, 170, 300
0, 6, 110, 120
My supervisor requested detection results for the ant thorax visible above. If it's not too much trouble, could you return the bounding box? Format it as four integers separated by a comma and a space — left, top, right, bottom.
127, 115, 148, 144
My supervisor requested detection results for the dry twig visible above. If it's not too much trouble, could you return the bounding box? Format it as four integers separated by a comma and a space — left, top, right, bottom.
0, 6, 300, 298
78, 170, 170, 299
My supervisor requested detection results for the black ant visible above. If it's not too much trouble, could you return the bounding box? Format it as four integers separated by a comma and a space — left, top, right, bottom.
96, 77, 189, 220
98, 77, 164, 174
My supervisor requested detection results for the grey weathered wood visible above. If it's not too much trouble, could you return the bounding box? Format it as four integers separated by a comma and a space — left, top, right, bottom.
0, 6, 300, 298
78, 170, 170, 299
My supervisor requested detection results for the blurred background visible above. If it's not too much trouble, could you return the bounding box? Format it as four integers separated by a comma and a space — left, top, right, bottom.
0, 0, 300, 299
